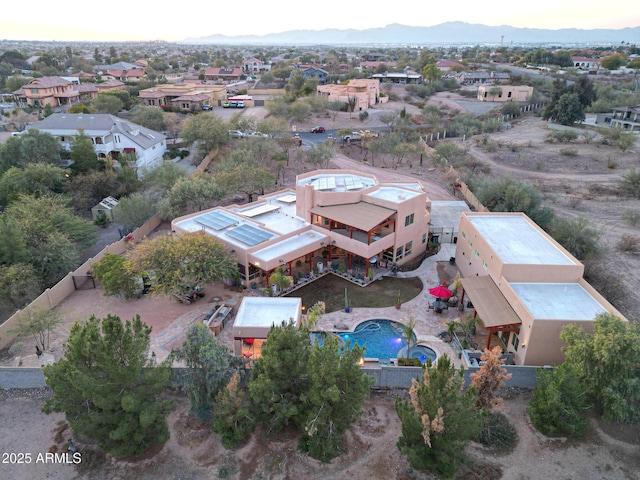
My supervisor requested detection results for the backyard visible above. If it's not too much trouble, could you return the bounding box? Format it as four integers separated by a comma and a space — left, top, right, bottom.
284, 274, 424, 313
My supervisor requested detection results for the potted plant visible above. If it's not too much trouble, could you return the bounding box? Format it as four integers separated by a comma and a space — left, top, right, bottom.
344, 288, 351, 313
395, 291, 402, 309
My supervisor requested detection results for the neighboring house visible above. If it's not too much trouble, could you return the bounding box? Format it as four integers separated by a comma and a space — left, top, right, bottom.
359, 61, 398, 70
203, 67, 244, 82
75, 83, 99, 102
477, 85, 533, 102
27, 113, 166, 173
300, 66, 329, 84
317, 78, 381, 111
455, 212, 627, 366
242, 58, 271, 73
95, 80, 126, 92
103, 69, 146, 83
572, 56, 602, 70
15, 77, 80, 107
93, 61, 141, 74
172, 169, 431, 287
491, 72, 511, 83
371, 71, 423, 84
435, 60, 463, 72
595, 105, 640, 132
456, 71, 492, 84
138, 82, 227, 109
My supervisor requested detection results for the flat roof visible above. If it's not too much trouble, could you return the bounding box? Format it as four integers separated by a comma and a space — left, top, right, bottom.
366, 186, 421, 203
429, 201, 470, 229
298, 173, 376, 192
468, 215, 574, 265
234, 297, 302, 328
510, 283, 607, 321
252, 230, 328, 263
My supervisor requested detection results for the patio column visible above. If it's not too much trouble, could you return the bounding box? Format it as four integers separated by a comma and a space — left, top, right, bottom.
348, 253, 352, 270
288, 261, 292, 276
365, 260, 369, 277
265, 269, 272, 286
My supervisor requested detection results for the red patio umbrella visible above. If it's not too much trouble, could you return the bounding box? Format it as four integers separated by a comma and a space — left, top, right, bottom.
428, 285, 453, 299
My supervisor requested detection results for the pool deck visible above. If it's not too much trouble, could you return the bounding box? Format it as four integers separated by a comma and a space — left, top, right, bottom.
313, 244, 461, 367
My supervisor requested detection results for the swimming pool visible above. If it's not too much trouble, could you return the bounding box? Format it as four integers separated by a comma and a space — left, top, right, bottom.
312, 319, 437, 362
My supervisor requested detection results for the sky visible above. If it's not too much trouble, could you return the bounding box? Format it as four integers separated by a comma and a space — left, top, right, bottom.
1, 0, 639, 43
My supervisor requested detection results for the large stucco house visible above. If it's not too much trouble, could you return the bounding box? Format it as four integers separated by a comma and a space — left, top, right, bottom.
477, 85, 534, 102
138, 82, 227, 109
27, 113, 167, 172
172, 169, 431, 288
316, 79, 382, 111
455, 212, 627, 366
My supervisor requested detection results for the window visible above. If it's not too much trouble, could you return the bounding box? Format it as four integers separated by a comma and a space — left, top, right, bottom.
404, 241, 413, 256
404, 213, 414, 226
395, 246, 404, 260
482, 260, 488, 270
507, 91, 512, 98
511, 333, 519, 352
467, 240, 472, 248
461, 231, 466, 239
475, 250, 480, 258
31, 89, 39, 93
422, 233, 427, 244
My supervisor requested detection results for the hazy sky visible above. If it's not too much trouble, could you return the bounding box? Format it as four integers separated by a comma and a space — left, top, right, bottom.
1, 0, 638, 42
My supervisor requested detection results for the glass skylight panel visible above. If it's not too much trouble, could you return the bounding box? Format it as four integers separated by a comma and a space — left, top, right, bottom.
195, 211, 238, 230
226, 224, 274, 246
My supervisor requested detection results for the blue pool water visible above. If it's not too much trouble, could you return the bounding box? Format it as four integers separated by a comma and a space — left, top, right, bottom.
312, 319, 437, 362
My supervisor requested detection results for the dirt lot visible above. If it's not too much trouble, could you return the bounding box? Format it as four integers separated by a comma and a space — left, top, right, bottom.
1, 386, 638, 480
2, 93, 639, 480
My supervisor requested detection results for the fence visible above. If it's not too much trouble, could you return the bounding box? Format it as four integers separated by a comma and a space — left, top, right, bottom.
1, 363, 541, 390
0, 214, 163, 351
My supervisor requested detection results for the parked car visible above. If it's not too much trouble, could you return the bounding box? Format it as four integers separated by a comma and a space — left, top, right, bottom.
230, 101, 238, 108
236, 101, 245, 108
342, 131, 362, 142
310, 126, 326, 133
202, 105, 213, 111
247, 131, 270, 138
228, 130, 244, 138
223, 101, 231, 108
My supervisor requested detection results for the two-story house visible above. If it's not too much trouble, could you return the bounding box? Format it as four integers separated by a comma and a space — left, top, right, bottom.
27, 113, 166, 173
317, 79, 382, 111
203, 67, 244, 82
242, 58, 271, 73
14, 77, 80, 107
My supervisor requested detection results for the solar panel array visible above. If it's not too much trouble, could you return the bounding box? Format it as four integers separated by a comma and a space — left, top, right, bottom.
226, 224, 274, 246
312, 176, 336, 190
196, 211, 238, 231
344, 176, 364, 190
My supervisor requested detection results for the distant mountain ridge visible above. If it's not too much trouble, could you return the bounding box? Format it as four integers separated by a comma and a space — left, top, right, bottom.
183, 22, 640, 45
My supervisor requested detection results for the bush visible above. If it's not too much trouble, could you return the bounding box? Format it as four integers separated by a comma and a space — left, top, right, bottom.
559, 147, 578, 156
545, 129, 579, 144
359, 110, 369, 122
397, 357, 423, 367
528, 367, 589, 437
475, 411, 517, 448
622, 209, 640, 226
620, 168, 640, 198
616, 233, 640, 254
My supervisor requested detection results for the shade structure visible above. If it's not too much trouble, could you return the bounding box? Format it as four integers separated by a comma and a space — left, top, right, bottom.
429, 285, 453, 299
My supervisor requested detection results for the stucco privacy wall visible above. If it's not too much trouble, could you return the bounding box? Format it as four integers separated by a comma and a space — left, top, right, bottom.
1, 365, 540, 390
0, 214, 163, 351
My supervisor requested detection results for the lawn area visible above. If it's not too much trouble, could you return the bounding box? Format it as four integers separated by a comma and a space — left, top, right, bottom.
285, 274, 424, 313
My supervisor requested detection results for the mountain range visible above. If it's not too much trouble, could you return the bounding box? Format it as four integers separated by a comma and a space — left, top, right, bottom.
183, 22, 640, 46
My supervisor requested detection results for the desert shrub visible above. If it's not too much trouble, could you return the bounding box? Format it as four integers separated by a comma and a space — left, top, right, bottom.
566, 195, 582, 209
616, 234, 640, 254
475, 411, 517, 448
620, 168, 640, 198
528, 367, 590, 437
479, 118, 503, 133
550, 216, 600, 260
545, 129, 578, 144
359, 110, 369, 122
500, 102, 521, 117
559, 147, 578, 156
622, 209, 640, 226
607, 158, 618, 169
583, 260, 628, 309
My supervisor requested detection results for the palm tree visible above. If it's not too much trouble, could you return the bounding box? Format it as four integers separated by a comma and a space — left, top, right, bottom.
401, 316, 418, 363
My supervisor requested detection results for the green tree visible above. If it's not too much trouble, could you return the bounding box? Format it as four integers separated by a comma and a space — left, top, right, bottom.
0, 130, 61, 173
92, 93, 124, 114
142, 161, 187, 194
180, 112, 230, 154
300, 334, 372, 462
91, 253, 139, 299
248, 321, 312, 434
550, 216, 600, 260
0, 263, 42, 310
157, 175, 223, 220
544, 93, 585, 125
600, 54, 626, 71
174, 323, 242, 419
212, 371, 257, 447
132, 107, 166, 132
42, 314, 174, 458
0, 163, 68, 207
5, 74, 30, 92
70, 129, 99, 173
560, 313, 640, 423
127, 231, 237, 298
422, 64, 440, 83
10, 306, 61, 351
527, 366, 589, 436
305, 143, 335, 169
113, 192, 157, 230
395, 355, 481, 478
286, 69, 305, 93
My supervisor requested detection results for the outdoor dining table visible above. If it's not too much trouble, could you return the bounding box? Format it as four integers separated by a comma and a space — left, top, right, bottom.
432, 300, 449, 313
